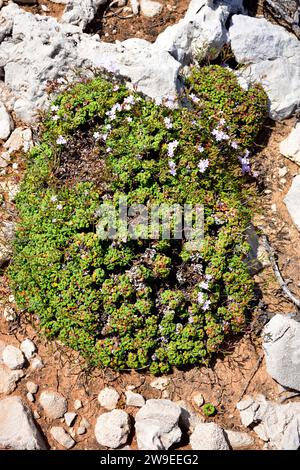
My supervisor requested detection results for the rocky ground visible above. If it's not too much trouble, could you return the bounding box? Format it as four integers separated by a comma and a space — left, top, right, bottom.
1, 0, 300, 451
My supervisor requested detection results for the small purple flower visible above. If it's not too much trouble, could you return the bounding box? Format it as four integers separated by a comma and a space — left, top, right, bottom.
165, 96, 176, 109
205, 274, 213, 281
219, 118, 226, 126
190, 93, 200, 104
202, 300, 211, 311
197, 145, 205, 153
50, 195, 58, 203
106, 147, 112, 153
238, 156, 251, 174
164, 117, 173, 129
113, 85, 119, 91
197, 292, 204, 305
52, 115, 59, 121
126, 117, 133, 123
56, 204, 63, 210
124, 95, 135, 105
155, 97, 162, 106
212, 129, 230, 141
167, 140, 179, 158
51, 105, 59, 112
93, 131, 101, 140
231, 141, 239, 149
56, 135, 67, 145
168, 160, 177, 176
200, 280, 209, 290
197, 159, 209, 173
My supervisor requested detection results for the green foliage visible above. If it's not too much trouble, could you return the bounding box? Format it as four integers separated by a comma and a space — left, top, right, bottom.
202, 403, 216, 417
9, 65, 267, 374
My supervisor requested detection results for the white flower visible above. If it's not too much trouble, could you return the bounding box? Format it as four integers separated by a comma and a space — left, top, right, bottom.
202, 300, 211, 311
167, 140, 179, 158
124, 95, 135, 105
211, 129, 230, 141
164, 117, 173, 129
219, 118, 226, 126
106, 147, 112, 153
197, 145, 204, 153
155, 97, 162, 106
126, 117, 133, 123
93, 131, 101, 140
200, 281, 209, 290
190, 93, 200, 104
52, 115, 59, 121
197, 292, 204, 305
113, 85, 119, 91
50, 195, 58, 203
231, 141, 238, 149
56, 204, 63, 210
197, 159, 209, 173
51, 105, 59, 112
168, 160, 177, 176
56, 135, 67, 145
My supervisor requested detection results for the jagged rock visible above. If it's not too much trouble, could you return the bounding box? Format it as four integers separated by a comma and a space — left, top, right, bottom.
224, 429, 254, 449
280, 123, 300, 166
0, 365, 24, 394
74, 399, 82, 410
20, 339, 36, 360
64, 411, 77, 427
95, 409, 130, 449
192, 393, 204, 407
237, 394, 300, 450
2, 305, 17, 322
98, 387, 120, 410
263, 314, 300, 390
125, 390, 145, 407
50, 426, 75, 449
150, 377, 169, 390
135, 399, 182, 450
177, 400, 204, 432
130, 0, 139, 15
2, 345, 25, 370
0, 102, 13, 140
263, 0, 300, 40
39, 391, 68, 419
61, 0, 107, 30
155, 0, 243, 65
140, 0, 162, 18
0, 396, 46, 449
4, 127, 33, 154
229, 15, 300, 120
30, 356, 44, 371
190, 422, 229, 450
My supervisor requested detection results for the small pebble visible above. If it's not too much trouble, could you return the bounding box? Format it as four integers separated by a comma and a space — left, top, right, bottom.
74, 399, 82, 410
26, 392, 35, 403
64, 412, 77, 427
26, 381, 39, 394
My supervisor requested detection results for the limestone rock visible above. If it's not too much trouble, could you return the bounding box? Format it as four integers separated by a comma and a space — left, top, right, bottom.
0, 364, 24, 394
224, 429, 254, 449
95, 409, 130, 449
229, 15, 300, 120
150, 377, 169, 390
263, 314, 300, 390
20, 339, 36, 360
280, 123, 300, 166
61, 0, 108, 30
39, 391, 68, 419
50, 426, 75, 449
135, 399, 182, 450
125, 390, 145, 407
64, 411, 77, 427
140, 0, 162, 18
98, 387, 120, 410
0, 102, 13, 140
190, 422, 229, 450
2, 345, 25, 370
0, 396, 46, 449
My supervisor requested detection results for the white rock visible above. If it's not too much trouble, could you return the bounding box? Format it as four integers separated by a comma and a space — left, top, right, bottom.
0, 365, 24, 394
140, 0, 162, 18
263, 314, 300, 390
125, 390, 145, 407
74, 399, 82, 410
20, 339, 36, 360
2, 345, 25, 370
64, 411, 77, 427
0, 396, 46, 449
237, 394, 300, 450
61, 0, 108, 29
0, 102, 13, 140
30, 356, 44, 371
2, 306, 17, 322
98, 387, 120, 410
229, 15, 300, 120
50, 426, 75, 449
150, 377, 169, 390
135, 399, 182, 450
4, 127, 33, 154
26, 382, 38, 395
77, 425, 86, 435
192, 393, 204, 407
95, 409, 130, 449
39, 391, 68, 419
177, 400, 204, 432
224, 430, 254, 449
26, 392, 34, 403
130, 0, 139, 15
190, 422, 229, 450
280, 123, 300, 166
